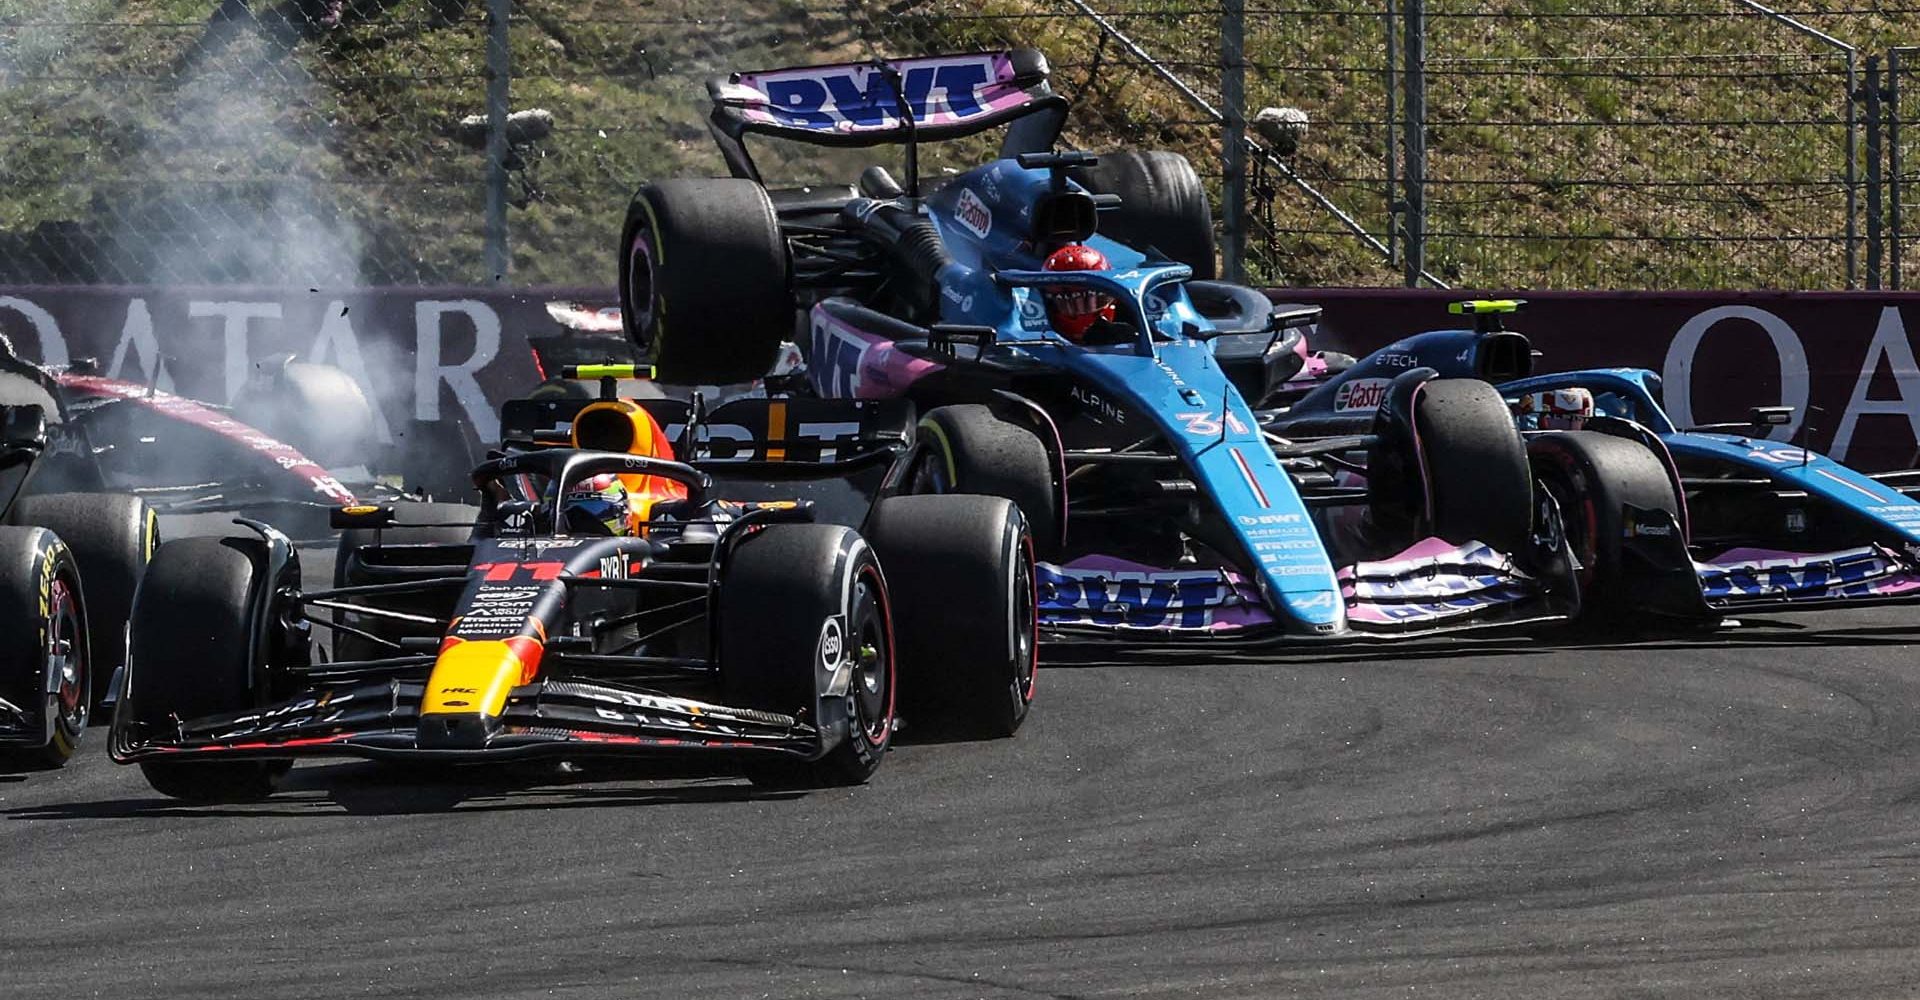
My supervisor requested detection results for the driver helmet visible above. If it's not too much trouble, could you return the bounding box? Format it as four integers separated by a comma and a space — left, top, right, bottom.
560, 473, 634, 536
1042, 244, 1116, 341
1515, 387, 1595, 431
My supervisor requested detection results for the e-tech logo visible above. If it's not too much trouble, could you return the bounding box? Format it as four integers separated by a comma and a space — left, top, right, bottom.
747, 59, 994, 130
1334, 378, 1391, 412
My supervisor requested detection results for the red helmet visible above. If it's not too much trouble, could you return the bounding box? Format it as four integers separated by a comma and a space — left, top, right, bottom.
1041, 244, 1116, 341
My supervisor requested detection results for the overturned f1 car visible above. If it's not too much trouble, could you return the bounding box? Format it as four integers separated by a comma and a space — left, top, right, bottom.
111, 377, 1037, 800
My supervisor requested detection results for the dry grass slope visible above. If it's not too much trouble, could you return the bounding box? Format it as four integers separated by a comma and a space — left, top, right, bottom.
0, 0, 1911, 287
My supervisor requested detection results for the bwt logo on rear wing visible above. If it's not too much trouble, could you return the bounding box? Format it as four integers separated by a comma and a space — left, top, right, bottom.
715, 52, 1039, 134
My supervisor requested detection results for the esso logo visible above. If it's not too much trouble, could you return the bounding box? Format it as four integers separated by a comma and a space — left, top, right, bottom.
818, 617, 844, 670
1334, 378, 1390, 412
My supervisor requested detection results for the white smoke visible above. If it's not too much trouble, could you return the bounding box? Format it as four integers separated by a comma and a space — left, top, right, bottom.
154, 16, 366, 288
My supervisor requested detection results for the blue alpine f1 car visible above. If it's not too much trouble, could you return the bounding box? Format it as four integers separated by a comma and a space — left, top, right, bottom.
1291, 299, 1920, 620
617, 49, 1581, 644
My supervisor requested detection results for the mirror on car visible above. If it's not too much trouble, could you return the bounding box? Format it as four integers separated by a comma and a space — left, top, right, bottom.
1750, 406, 1794, 428
1270, 306, 1323, 332
0, 404, 48, 452
1033, 191, 1098, 244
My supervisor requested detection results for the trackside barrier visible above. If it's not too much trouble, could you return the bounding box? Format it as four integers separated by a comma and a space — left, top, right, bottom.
4, 286, 1920, 478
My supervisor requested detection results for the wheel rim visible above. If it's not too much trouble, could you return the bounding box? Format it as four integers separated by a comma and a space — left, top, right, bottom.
909, 449, 952, 495
627, 228, 657, 338
46, 575, 86, 734
1012, 536, 1037, 703
851, 571, 893, 746
1542, 471, 1597, 587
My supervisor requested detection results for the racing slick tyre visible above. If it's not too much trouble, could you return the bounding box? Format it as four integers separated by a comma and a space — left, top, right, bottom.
912, 404, 1060, 558
331, 501, 478, 664
719, 524, 895, 789
1527, 430, 1682, 607
621, 178, 792, 384
123, 536, 290, 801
1410, 378, 1533, 556
0, 527, 88, 770
7, 492, 156, 712
864, 495, 1036, 738
1070, 150, 1217, 280
234, 360, 378, 471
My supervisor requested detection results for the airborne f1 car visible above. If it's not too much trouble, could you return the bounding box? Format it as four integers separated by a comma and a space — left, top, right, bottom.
111, 374, 1037, 800
616, 50, 1578, 644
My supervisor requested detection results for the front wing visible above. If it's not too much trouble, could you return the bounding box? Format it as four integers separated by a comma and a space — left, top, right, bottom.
111, 678, 821, 763
1035, 537, 1576, 645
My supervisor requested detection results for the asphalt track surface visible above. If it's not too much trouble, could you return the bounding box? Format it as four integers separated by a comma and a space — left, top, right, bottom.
7, 517, 1920, 998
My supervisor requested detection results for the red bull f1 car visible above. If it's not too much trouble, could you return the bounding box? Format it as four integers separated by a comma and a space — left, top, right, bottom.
111, 372, 1037, 800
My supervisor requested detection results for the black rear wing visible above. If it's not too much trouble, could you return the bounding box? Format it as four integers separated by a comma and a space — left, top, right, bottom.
501, 395, 914, 473
705, 49, 1067, 181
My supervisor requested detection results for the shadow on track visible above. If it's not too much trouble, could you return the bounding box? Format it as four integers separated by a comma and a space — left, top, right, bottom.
1039, 616, 1920, 668
3, 758, 805, 821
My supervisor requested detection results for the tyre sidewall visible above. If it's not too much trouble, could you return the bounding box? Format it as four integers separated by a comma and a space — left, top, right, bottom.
864, 494, 1036, 738
720, 525, 895, 782
7, 492, 155, 707
0, 527, 87, 765
915, 404, 1060, 558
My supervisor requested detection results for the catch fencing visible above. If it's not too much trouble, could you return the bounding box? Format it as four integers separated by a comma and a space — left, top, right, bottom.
0, 1, 1910, 290
1894, 46, 1919, 290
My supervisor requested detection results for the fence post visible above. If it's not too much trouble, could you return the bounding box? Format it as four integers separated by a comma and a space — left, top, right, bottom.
1220, 0, 1247, 283
1893, 48, 1905, 290
483, 0, 512, 284
1866, 55, 1883, 290
1401, 0, 1426, 288
1847, 52, 1859, 288
1383, 0, 1399, 266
